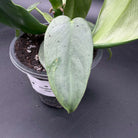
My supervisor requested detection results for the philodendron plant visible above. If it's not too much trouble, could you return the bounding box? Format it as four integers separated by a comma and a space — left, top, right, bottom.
0, 0, 138, 113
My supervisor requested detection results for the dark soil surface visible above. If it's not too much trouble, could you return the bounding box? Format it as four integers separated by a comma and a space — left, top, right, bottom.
15, 33, 97, 72
15, 33, 45, 72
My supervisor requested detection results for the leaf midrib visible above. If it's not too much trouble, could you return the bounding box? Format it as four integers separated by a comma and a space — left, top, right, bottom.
67, 20, 73, 103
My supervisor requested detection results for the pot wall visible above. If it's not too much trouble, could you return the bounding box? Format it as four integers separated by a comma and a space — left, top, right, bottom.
9, 35, 103, 107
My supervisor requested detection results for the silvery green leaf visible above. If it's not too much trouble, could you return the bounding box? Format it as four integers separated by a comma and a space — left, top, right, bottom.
38, 41, 45, 68
43, 16, 93, 113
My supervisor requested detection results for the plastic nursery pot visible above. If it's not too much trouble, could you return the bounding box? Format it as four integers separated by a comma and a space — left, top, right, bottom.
9, 36, 103, 108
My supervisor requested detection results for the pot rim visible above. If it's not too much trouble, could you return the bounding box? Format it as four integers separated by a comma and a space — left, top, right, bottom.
9, 34, 103, 79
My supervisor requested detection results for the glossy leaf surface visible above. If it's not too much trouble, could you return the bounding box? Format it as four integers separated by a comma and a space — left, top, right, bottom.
43, 16, 93, 113
93, 0, 138, 48
64, 0, 93, 19
0, 0, 46, 34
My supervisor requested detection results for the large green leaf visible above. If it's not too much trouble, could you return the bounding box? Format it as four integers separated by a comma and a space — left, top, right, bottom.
43, 16, 93, 113
93, 0, 138, 48
64, 0, 93, 19
0, 0, 46, 34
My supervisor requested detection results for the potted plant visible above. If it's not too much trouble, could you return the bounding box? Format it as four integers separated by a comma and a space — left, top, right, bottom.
0, 0, 138, 113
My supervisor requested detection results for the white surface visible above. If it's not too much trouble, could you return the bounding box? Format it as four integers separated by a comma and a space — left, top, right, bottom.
27, 74, 55, 97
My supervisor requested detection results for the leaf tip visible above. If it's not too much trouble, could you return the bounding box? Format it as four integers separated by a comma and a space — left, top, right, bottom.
64, 104, 78, 114
66, 108, 75, 114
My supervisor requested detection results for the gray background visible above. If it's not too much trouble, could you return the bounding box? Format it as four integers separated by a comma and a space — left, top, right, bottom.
0, 0, 138, 138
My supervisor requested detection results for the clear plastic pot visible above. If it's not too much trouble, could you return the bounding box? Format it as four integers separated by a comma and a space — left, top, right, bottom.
9, 36, 103, 108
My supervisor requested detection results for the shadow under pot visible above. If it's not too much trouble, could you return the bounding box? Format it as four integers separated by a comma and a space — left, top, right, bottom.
9, 33, 103, 109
